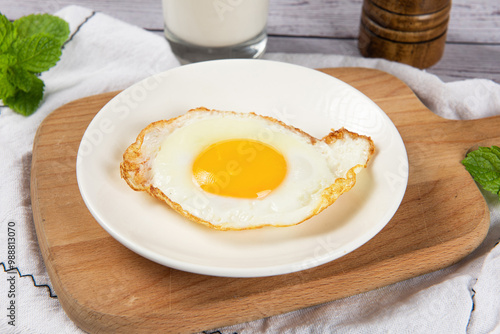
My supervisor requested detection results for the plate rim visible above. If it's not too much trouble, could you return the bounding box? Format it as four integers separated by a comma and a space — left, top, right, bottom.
76, 59, 409, 277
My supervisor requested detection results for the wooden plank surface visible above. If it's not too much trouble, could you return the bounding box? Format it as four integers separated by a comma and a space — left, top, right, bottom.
30, 67, 498, 333
5, 0, 500, 83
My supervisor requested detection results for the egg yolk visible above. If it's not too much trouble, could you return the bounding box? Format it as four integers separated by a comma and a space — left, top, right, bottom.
192, 139, 287, 199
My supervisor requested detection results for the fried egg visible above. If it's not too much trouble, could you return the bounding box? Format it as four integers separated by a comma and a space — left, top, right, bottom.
120, 107, 374, 230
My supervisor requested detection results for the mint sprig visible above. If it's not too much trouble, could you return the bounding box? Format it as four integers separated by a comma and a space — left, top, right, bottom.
0, 13, 69, 116
462, 146, 500, 201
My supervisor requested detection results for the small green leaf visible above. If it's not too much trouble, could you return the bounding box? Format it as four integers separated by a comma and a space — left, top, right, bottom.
6, 66, 35, 92
0, 13, 16, 52
0, 13, 69, 116
4, 75, 44, 116
491, 146, 500, 157
13, 34, 62, 73
0, 53, 16, 67
14, 13, 70, 47
462, 146, 500, 200
0, 69, 17, 98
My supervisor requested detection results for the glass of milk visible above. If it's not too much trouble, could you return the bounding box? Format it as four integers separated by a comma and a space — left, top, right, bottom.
162, 0, 269, 63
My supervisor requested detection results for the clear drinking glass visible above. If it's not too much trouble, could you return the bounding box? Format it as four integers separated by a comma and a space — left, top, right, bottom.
162, 0, 269, 63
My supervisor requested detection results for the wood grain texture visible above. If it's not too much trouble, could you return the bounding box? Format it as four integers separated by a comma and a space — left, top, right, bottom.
265, 36, 500, 83
5, 0, 500, 82
5, 0, 500, 43
362, 0, 451, 32
359, 0, 451, 68
371, 0, 450, 15
31, 68, 497, 333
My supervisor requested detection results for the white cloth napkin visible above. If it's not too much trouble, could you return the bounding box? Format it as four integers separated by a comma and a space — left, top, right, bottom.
1, 5, 498, 334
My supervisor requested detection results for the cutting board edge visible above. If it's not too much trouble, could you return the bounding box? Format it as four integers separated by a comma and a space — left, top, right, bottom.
45, 210, 491, 334
29, 67, 497, 333
34, 178, 490, 334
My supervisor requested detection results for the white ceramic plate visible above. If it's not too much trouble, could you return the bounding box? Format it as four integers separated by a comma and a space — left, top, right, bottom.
76, 59, 408, 277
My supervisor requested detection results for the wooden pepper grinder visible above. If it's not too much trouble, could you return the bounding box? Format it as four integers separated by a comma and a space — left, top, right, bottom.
359, 0, 452, 69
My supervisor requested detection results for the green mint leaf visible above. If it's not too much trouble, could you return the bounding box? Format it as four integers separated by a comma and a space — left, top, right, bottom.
0, 54, 16, 67
3, 75, 44, 116
13, 34, 62, 73
491, 146, 500, 157
462, 146, 500, 200
0, 13, 69, 116
14, 13, 70, 47
6, 65, 35, 92
0, 13, 16, 52
0, 69, 17, 98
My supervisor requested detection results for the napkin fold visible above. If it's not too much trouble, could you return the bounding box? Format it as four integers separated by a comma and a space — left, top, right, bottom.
0, 5, 498, 334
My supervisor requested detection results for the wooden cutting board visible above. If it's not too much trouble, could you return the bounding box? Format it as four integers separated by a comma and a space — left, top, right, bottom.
31, 68, 499, 334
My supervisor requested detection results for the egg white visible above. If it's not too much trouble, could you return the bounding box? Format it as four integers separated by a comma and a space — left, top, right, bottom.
144, 110, 371, 230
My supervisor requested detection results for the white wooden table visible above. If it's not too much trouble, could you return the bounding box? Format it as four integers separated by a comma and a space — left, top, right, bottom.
5, 0, 500, 83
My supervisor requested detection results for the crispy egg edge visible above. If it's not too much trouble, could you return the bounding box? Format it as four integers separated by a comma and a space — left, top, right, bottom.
120, 107, 375, 231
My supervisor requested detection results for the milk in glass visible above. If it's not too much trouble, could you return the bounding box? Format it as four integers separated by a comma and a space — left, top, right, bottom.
162, 0, 269, 62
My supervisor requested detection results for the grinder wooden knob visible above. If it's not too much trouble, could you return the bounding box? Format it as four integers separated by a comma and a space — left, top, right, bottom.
358, 0, 452, 69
